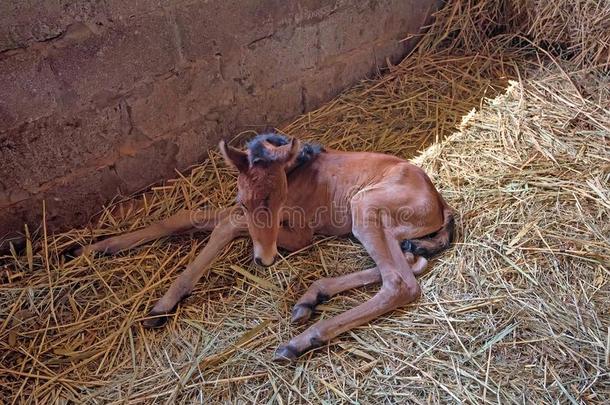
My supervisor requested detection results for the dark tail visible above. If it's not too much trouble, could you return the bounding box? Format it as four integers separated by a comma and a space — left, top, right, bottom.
401, 201, 455, 259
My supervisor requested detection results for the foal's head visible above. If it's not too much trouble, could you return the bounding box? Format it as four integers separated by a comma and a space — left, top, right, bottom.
220, 135, 300, 266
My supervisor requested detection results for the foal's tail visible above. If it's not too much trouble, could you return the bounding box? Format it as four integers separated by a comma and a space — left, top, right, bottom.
401, 199, 455, 259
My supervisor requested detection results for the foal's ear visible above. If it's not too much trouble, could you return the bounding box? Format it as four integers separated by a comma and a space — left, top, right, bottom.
219, 140, 249, 172
276, 137, 301, 166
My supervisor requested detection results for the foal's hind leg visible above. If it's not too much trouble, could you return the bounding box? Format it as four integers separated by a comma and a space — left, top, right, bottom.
274, 196, 425, 362
291, 253, 428, 324
78, 207, 233, 255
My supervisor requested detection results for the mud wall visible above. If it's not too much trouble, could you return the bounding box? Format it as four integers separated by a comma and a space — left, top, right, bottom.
0, 0, 439, 248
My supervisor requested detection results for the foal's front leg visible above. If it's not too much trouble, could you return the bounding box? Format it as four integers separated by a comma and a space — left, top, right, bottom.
275, 269, 420, 362
291, 267, 381, 325
142, 214, 248, 327
78, 207, 233, 255
291, 253, 428, 324
275, 203, 421, 362
291, 253, 428, 325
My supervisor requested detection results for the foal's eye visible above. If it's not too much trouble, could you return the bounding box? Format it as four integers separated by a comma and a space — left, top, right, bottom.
262, 195, 271, 208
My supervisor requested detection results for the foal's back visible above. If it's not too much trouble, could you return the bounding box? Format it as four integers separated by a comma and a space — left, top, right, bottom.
286, 149, 444, 236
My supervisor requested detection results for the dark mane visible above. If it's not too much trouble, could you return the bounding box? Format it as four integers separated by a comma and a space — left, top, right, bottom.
246, 132, 324, 169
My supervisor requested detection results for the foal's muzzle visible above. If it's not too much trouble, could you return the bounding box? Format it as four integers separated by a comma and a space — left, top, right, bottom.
254, 255, 278, 267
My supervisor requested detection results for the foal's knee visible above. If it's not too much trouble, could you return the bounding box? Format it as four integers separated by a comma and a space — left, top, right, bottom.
381, 273, 420, 306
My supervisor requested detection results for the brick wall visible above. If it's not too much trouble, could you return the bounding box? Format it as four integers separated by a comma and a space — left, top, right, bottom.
0, 0, 439, 248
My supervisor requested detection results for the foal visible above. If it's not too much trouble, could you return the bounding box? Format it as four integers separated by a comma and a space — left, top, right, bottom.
79, 133, 454, 362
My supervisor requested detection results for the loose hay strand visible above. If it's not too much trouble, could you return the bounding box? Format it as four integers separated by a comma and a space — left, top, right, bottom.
1, 0, 610, 403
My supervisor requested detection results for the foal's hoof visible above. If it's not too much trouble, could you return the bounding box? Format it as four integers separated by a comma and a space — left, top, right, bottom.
142, 312, 169, 328
273, 344, 299, 364
63, 244, 113, 260
62, 245, 86, 260
62, 249, 79, 262
291, 304, 313, 325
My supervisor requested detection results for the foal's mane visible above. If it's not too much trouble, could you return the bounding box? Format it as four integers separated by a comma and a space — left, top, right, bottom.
246, 133, 324, 171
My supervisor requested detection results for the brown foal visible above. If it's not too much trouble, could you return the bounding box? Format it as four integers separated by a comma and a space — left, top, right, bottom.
79, 133, 454, 362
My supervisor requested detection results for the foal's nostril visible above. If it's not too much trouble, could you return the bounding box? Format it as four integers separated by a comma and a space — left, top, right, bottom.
254, 257, 264, 267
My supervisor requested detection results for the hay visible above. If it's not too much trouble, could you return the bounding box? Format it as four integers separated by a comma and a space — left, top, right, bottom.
1, 0, 609, 403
